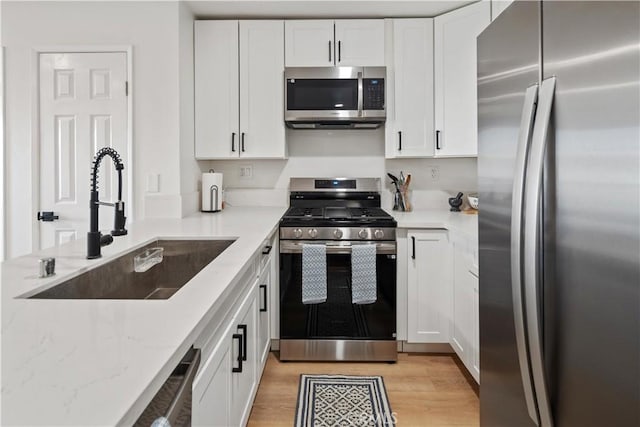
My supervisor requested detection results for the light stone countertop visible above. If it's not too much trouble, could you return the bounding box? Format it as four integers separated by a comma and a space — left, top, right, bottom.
1, 206, 285, 426
1, 206, 478, 425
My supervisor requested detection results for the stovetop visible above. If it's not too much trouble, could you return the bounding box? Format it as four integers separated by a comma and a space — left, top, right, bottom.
280, 206, 396, 227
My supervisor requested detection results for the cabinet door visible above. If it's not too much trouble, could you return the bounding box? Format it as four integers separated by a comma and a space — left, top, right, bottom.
471, 270, 480, 383
434, 1, 490, 157
230, 287, 258, 427
407, 230, 452, 343
334, 20, 385, 66
386, 19, 435, 158
285, 20, 335, 67
195, 21, 240, 159
192, 322, 233, 427
256, 266, 271, 375
451, 244, 473, 362
239, 21, 286, 159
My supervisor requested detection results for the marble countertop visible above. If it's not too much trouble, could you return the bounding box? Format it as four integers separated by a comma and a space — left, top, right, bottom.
389, 209, 478, 237
1, 205, 478, 425
1, 206, 285, 426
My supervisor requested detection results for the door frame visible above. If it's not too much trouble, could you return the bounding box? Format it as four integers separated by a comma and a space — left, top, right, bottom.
1, 47, 6, 261
31, 45, 133, 251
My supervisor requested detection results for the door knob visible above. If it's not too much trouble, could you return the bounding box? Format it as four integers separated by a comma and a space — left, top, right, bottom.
37, 211, 59, 222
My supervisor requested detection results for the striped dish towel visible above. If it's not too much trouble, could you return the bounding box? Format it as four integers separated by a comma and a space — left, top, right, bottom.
302, 244, 327, 304
352, 244, 377, 304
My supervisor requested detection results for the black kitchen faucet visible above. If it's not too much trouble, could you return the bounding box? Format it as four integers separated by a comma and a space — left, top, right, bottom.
87, 147, 127, 259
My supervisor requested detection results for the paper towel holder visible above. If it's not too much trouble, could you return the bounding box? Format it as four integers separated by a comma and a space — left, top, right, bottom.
202, 169, 222, 213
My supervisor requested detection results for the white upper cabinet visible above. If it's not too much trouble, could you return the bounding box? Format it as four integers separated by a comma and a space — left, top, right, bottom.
285, 19, 384, 67
239, 21, 286, 159
434, 0, 491, 157
285, 20, 336, 66
195, 20, 286, 159
195, 20, 239, 159
385, 19, 435, 158
334, 20, 385, 66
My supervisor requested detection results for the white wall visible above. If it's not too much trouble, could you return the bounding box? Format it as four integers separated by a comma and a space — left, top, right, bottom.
209, 129, 477, 211
1, 1, 190, 257
179, 2, 206, 216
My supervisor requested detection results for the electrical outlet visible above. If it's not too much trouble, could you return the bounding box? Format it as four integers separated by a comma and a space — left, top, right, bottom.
430, 166, 440, 181
239, 165, 253, 180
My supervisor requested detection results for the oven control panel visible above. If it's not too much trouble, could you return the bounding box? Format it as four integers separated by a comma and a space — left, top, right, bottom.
280, 227, 396, 241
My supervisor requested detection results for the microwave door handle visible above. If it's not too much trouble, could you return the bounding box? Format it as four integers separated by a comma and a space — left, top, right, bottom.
357, 71, 363, 117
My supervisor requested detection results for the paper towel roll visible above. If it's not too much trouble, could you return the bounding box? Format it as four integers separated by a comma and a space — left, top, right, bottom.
202, 172, 223, 212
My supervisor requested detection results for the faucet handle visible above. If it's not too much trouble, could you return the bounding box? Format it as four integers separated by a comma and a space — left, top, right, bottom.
112, 201, 128, 236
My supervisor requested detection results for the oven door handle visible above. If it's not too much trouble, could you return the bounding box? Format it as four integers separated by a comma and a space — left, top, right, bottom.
279, 241, 396, 254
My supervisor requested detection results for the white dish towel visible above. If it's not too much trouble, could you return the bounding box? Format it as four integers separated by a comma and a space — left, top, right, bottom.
351, 244, 377, 304
302, 244, 327, 304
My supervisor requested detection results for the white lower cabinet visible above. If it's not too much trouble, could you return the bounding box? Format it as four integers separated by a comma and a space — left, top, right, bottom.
406, 230, 452, 343
192, 320, 233, 427
451, 232, 480, 383
193, 287, 258, 427
471, 270, 480, 382
256, 264, 271, 376
192, 231, 276, 427
405, 227, 479, 383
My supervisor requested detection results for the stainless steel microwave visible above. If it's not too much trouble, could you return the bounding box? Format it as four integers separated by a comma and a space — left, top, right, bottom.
284, 67, 386, 129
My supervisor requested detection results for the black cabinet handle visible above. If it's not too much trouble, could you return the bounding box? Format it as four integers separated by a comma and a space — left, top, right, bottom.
338, 40, 342, 62
237, 324, 247, 361
231, 132, 236, 152
411, 236, 416, 260
436, 130, 441, 150
329, 40, 332, 63
398, 131, 402, 151
262, 245, 273, 255
241, 132, 245, 152
232, 333, 243, 373
260, 284, 268, 312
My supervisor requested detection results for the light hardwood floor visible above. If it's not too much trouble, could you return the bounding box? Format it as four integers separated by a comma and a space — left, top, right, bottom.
248, 352, 479, 426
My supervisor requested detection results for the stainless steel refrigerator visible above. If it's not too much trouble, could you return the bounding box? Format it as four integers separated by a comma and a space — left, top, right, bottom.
477, 1, 639, 426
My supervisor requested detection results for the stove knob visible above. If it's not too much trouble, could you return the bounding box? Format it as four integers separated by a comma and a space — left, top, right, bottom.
374, 229, 384, 239
293, 228, 303, 238
333, 229, 344, 239
308, 228, 318, 238
358, 229, 368, 239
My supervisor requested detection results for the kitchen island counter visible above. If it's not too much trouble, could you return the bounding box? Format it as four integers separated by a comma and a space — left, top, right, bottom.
1, 206, 285, 426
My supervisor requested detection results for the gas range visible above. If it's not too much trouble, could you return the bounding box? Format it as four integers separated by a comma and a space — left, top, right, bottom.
278, 178, 397, 362
279, 178, 397, 241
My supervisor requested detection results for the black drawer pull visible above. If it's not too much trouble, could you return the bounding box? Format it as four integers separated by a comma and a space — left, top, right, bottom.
411, 236, 416, 259
232, 333, 243, 373
260, 284, 268, 312
436, 130, 442, 150
398, 131, 402, 151
241, 132, 246, 152
262, 245, 273, 255
231, 132, 236, 152
237, 324, 247, 361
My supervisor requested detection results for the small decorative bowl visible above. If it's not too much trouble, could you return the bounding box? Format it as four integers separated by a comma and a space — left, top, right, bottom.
468, 194, 479, 210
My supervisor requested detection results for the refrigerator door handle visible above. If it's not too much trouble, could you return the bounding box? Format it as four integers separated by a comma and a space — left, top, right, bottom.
511, 83, 540, 426
523, 76, 557, 427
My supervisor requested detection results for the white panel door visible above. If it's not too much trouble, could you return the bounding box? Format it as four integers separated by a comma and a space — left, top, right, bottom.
471, 269, 480, 382
451, 242, 474, 366
195, 20, 240, 159
39, 52, 128, 250
334, 20, 385, 66
386, 19, 435, 158
434, 0, 491, 157
284, 20, 335, 67
239, 21, 286, 159
407, 230, 452, 343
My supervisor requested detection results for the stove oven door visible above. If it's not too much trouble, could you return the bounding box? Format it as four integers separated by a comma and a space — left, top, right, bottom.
279, 241, 397, 341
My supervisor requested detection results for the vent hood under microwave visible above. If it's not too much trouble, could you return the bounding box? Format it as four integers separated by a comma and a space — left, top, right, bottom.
284, 67, 386, 129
